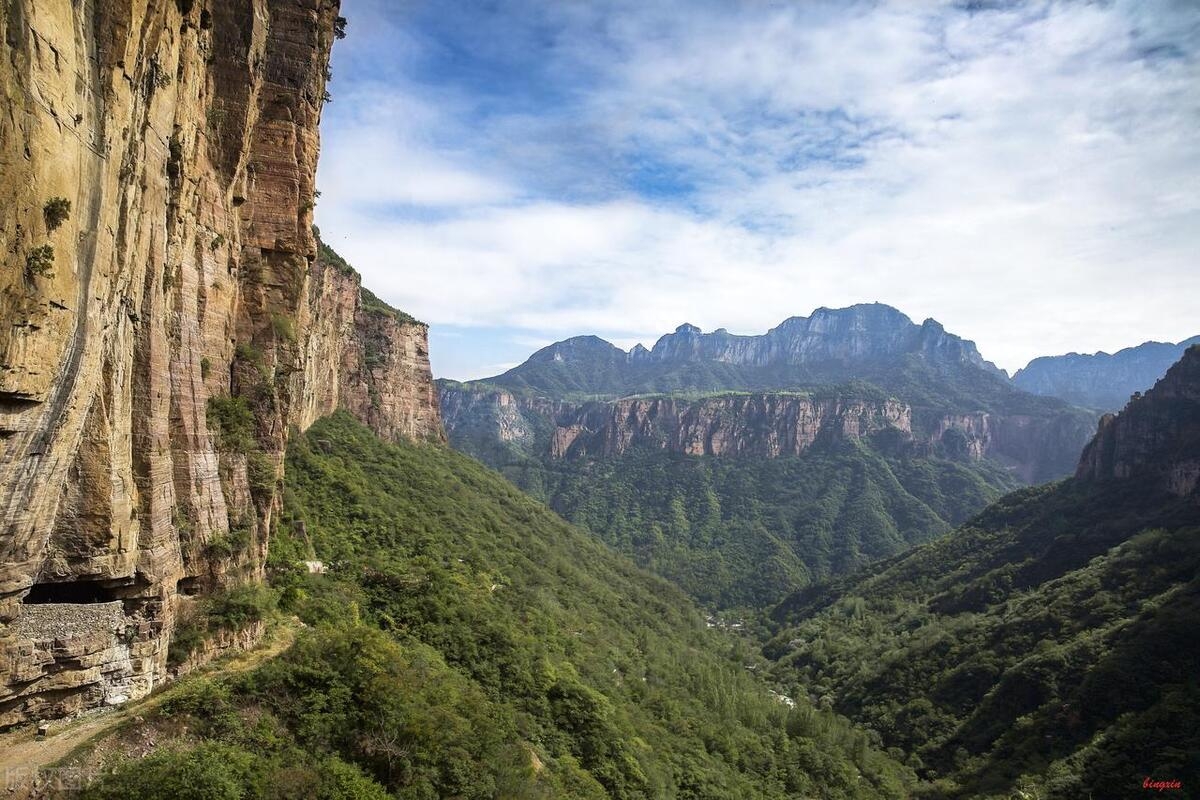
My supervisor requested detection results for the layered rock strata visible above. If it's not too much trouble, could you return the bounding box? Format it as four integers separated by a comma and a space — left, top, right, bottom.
0, 0, 440, 728
440, 384, 1091, 482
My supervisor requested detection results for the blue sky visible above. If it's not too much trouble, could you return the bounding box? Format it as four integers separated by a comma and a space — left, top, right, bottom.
315, 0, 1200, 380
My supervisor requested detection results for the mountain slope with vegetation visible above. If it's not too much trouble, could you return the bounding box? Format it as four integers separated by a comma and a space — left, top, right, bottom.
79, 411, 912, 799
765, 347, 1200, 798
491, 440, 1021, 609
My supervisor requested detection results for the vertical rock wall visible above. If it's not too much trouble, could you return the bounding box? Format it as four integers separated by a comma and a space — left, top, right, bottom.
299, 252, 445, 445
439, 383, 1090, 482
0, 0, 441, 727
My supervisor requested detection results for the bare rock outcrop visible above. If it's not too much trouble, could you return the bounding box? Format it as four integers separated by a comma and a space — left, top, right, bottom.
299, 251, 444, 444
440, 382, 1090, 483
543, 394, 911, 459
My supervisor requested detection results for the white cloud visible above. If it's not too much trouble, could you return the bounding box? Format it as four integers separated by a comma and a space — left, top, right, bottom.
320, 0, 1200, 375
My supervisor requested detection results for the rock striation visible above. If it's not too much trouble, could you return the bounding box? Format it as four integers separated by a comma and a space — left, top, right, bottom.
544, 394, 911, 459
0, 0, 441, 728
1015, 336, 1200, 412
1076, 345, 1200, 496
440, 383, 1090, 482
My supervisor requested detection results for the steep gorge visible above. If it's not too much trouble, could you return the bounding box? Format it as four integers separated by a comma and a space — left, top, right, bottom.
765, 346, 1200, 798
0, 0, 440, 727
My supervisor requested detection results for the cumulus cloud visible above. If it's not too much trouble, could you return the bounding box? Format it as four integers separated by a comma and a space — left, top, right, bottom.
319, 0, 1200, 379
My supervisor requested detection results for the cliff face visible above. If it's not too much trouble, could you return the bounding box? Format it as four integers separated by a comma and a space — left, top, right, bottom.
439, 383, 1082, 481
1076, 346, 1200, 496
632, 306, 1002, 375
544, 394, 911, 459
1014, 336, 1200, 412
300, 255, 444, 445
921, 408, 1100, 483
438, 385, 566, 456
0, 0, 441, 728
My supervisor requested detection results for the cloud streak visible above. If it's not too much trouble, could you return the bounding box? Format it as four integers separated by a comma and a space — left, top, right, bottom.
320, 0, 1200, 379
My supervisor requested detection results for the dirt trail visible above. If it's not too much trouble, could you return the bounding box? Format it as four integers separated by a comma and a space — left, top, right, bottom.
0, 620, 297, 796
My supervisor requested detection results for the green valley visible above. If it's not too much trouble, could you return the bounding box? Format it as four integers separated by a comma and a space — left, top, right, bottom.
3, 3, 1195, 799
439, 305, 1094, 610
77, 412, 912, 799
490, 441, 1020, 609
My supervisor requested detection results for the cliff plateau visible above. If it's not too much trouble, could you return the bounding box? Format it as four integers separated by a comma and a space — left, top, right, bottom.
441, 383, 1091, 483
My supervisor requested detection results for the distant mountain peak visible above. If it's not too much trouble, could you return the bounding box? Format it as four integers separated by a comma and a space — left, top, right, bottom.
483, 303, 1020, 401
530, 335, 623, 361
1015, 334, 1200, 411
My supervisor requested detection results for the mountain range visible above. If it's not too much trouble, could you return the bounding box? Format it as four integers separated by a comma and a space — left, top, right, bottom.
439, 304, 1099, 607
444, 304, 1102, 478
489, 304, 1002, 399
1014, 335, 1200, 412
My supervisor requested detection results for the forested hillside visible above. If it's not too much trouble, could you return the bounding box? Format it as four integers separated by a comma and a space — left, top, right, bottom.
80, 412, 912, 799
441, 306, 1096, 611
764, 348, 1200, 798
498, 441, 1019, 608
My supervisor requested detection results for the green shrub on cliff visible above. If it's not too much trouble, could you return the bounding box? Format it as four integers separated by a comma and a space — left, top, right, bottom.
24, 244, 54, 278
206, 395, 256, 453
167, 584, 277, 668
43, 197, 71, 231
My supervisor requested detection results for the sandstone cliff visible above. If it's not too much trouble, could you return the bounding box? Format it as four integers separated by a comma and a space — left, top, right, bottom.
300, 246, 444, 446
1076, 345, 1200, 496
0, 0, 440, 728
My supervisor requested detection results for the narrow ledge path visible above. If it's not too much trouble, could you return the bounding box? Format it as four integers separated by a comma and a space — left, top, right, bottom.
0, 618, 298, 798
